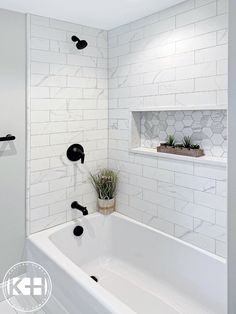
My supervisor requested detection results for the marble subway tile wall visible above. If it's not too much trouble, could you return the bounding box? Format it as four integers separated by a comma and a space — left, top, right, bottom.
108, 0, 228, 257
27, 14, 108, 234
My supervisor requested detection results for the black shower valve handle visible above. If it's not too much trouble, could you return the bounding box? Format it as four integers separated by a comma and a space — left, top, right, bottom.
66, 144, 85, 163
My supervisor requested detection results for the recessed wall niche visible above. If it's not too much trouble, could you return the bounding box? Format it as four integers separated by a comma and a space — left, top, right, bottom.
130, 108, 227, 158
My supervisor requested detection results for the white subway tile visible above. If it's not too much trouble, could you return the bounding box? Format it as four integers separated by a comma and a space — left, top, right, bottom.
30, 205, 49, 221
215, 240, 227, 258
176, 2, 216, 27
176, 91, 216, 107
216, 210, 227, 227
158, 158, 194, 174
31, 15, 50, 26
217, 0, 228, 14
176, 62, 216, 80
130, 174, 157, 191
31, 37, 50, 50
175, 199, 215, 223
176, 32, 217, 54
195, 14, 228, 36
30, 159, 50, 172
175, 173, 216, 193
143, 166, 174, 183
130, 196, 157, 215
31, 49, 66, 64
144, 17, 175, 36
31, 62, 49, 74
30, 212, 67, 233
158, 206, 193, 229
31, 135, 50, 147
194, 219, 226, 242
195, 75, 228, 92
195, 45, 228, 63
158, 182, 194, 202
31, 111, 50, 123
31, 182, 49, 196
159, 79, 194, 95
31, 25, 66, 40
194, 191, 227, 211
31, 190, 66, 209
143, 213, 174, 235
175, 226, 215, 253
194, 163, 227, 180
143, 190, 174, 209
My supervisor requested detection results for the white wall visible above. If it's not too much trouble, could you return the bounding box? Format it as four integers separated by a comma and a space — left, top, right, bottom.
108, 0, 228, 257
228, 0, 235, 311
27, 15, 108, 234
0, 9, 26, 279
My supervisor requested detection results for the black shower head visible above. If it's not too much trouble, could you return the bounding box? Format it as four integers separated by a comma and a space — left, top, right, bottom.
71, 35, 88, 50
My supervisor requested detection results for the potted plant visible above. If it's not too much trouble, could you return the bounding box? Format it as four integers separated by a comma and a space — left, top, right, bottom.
90, 169, 118, 215
157, 135, 204, 157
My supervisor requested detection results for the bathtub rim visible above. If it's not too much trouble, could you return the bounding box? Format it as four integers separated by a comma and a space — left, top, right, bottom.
29, 212, 226, 265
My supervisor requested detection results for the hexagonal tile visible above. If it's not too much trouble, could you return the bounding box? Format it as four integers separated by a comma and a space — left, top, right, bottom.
200, 115, 210, 127
211, 134, 224, 145
192, 122, 202, 133
192, 111, 203, 121
202, 139, 213, 149
202, 127, 213, 138
183, 116, 193, 127
159, 121, 167, 131
222, 140, 227, 150
146, 112, 153, 121
183, 127, 193, 137
166, 116, 175, 126
159, 131, 167, 141
175, 121, 184, 131
159, 112, 168, 120
175, 111, 184, 121
151, 115, 158, 126
184, 110, 192, 116
174, 131, 182, 142
211, 146, 224, 157
211, 111, 224, 122
192, 132, 203, 142
140, 108, 227, 158
166, 126, 175, 135
210, 122, 224, 134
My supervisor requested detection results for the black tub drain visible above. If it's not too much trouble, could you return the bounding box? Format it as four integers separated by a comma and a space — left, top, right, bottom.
90, 275, 98, 282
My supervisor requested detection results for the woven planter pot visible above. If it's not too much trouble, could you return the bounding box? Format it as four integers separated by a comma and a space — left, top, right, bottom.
97, 198, 116, 215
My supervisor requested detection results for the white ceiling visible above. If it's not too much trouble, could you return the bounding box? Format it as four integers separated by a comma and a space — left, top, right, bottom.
0, 0, 185, 30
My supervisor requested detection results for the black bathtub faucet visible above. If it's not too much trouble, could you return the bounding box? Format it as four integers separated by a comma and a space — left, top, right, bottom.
71, 201, 88, 216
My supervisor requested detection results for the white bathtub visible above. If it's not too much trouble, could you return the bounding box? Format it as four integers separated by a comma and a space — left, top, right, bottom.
27, 212, 227, 314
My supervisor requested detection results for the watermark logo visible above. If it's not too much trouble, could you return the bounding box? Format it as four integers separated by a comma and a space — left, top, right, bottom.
2, 261, 52, 312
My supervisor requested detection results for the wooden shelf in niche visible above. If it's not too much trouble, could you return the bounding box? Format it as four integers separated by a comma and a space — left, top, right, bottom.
129, 107, 227, 164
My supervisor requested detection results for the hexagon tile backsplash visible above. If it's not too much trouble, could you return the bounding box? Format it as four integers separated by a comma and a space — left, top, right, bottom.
141, 110, 227, 158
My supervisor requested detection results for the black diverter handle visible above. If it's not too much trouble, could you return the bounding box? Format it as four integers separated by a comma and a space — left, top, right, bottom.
67, 144, 85, 163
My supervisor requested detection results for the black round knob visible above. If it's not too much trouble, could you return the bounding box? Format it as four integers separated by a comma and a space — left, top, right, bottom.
67, 144, 84, 162
73, 226, 84, 237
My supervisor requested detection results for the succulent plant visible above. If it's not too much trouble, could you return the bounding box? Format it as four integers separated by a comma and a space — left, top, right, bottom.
182, 136, 193, 149
166, 135, 176, 147
190, 144, 200, 150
